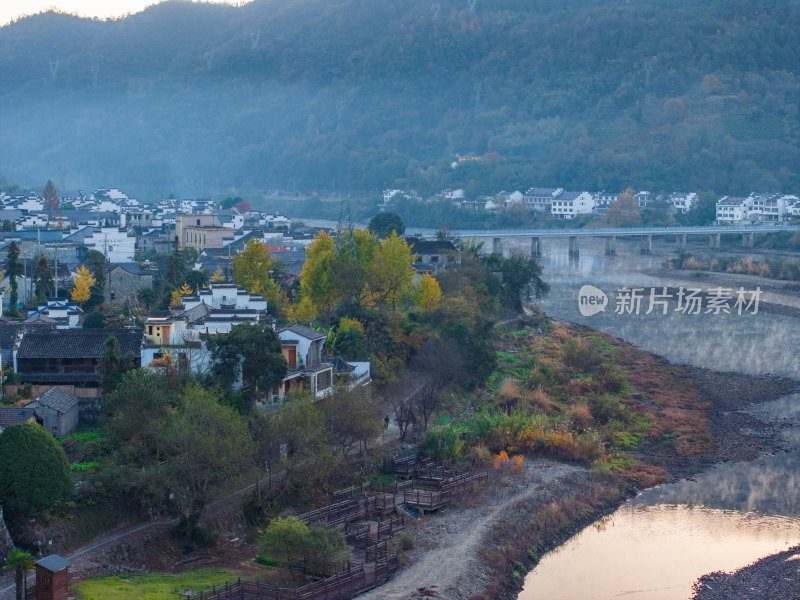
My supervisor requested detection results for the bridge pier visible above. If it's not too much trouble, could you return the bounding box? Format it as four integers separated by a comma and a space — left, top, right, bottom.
604, 235, 616, 256
530, 236, 541, 257
492, 237, 502, 257
676, 233, 687, 251
640, 234, 652, 254
709, 233, 721, 250
743, 232, 754, 248
568, 236, 579, 258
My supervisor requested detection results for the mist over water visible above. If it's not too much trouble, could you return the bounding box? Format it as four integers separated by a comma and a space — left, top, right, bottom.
529, 238, 800, 378
516, 237, 800, 600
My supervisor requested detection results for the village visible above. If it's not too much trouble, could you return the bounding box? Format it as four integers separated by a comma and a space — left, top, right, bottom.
382, 185, 800, 223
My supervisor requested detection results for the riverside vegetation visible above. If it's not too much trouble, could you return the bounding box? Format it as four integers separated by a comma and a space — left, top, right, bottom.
1, 222, 732, 599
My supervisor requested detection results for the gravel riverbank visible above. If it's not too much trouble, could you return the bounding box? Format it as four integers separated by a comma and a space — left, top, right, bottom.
693, 544, 800, 600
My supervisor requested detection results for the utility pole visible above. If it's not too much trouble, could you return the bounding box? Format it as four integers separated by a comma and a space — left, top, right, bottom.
53, 246, 58, 299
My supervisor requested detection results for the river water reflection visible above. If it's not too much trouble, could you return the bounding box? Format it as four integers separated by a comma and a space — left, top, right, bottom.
517, 239, 800, 599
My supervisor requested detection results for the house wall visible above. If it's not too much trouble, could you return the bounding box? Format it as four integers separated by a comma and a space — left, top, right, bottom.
108, 269, 153, 307
141, 344, 212, 376
85, 228, 136, 263
28, 404, 79, 436
176, 214, 217, 249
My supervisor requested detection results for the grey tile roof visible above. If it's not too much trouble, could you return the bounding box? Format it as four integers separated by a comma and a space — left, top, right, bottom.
18, 329, 143, 359
35, 555, 71, 573
29, 388, 79, 414
281, 323, 327, 341
0, 323, 54, 348
0, 407, 35, 428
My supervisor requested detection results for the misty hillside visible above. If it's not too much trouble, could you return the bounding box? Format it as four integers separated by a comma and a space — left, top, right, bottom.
0, 0, 799, 199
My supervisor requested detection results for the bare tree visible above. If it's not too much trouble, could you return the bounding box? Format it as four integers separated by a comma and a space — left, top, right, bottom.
386, 379, 419, 441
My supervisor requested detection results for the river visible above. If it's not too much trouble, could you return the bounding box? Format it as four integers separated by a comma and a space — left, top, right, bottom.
510, 237, 800, 600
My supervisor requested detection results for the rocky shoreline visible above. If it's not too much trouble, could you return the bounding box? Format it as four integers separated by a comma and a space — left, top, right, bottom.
692, 543, 800, 600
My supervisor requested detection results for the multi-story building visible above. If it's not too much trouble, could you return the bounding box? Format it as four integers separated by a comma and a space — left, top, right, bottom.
670, 192, 697, 214
550, 191, 595, 219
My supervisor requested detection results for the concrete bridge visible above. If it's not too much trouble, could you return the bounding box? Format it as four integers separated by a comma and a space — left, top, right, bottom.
421, 225, 800, 257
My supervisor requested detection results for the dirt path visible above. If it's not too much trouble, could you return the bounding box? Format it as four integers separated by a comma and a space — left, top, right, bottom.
357, 460, 586, 600
0, 471, 280, 600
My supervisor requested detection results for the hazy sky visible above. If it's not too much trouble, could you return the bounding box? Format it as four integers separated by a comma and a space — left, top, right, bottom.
0, 1, 245, 26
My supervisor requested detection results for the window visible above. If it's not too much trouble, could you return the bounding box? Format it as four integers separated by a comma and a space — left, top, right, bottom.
197, 218, 201, 225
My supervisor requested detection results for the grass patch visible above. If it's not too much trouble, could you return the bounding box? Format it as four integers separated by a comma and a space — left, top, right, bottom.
59, 431, 104, 443
71, 461, 102, 472
71, 568, 240, 600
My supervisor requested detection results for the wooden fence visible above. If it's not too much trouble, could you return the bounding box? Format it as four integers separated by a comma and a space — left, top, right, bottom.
187, 554, 398, 600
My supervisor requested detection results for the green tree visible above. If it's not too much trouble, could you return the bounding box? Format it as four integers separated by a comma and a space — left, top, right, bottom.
43, 179, 59, 210
84, 249, 107, 308
207, 321, 287, 404
136, 286, 158, 309
4, 241, 21, 316
260, 517, 350, 571
104, 369, 174, 465
681, 191, 719, 226
259, 516, 310, 566
606, 188, 641, 227
99, 335, 136, 393
0, 423, 73, 512
161, 386, 254, 521
499, 253, 549, 310
233, 239, 274, 295
335, 328, 368, 358
368, 212, 405, 238
165, 236, 185, 288
4, 549, 34, 600
33, 255, 53, 303
271, 395, 337, 503
185, 269, 210, 292
83, 310, 106, 329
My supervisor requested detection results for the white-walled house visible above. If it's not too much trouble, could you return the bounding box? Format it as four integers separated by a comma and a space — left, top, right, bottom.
550, 191, 595, 219
84, 227, 136, 262
275, 324, 334, 399
592, 192, 618, 211
141, 283, 270, 374
670, 192, 697, 214
716, 196, 749, 223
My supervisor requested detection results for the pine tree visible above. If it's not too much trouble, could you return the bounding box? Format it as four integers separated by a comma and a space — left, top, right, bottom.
5, 242, 21, 316
43, 180, 60, 210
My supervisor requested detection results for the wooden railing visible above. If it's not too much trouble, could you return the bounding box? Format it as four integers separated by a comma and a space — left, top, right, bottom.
187, 553, 399, 600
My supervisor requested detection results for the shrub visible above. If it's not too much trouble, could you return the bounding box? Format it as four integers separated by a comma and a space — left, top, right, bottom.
590, 394, 633, 425
567, 404, 594, 432
424, 427, 465, 463
525, 386, 559, 414
562, 338, 604, 373
0, 423, 73, 512
255, 555, 278, 566
396, 532, 415, 552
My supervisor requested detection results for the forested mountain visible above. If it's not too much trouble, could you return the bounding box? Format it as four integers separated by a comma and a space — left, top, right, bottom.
0, 0, 798, 199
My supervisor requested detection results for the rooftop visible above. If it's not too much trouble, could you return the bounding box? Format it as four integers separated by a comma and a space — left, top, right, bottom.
18, 329, 143, 359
